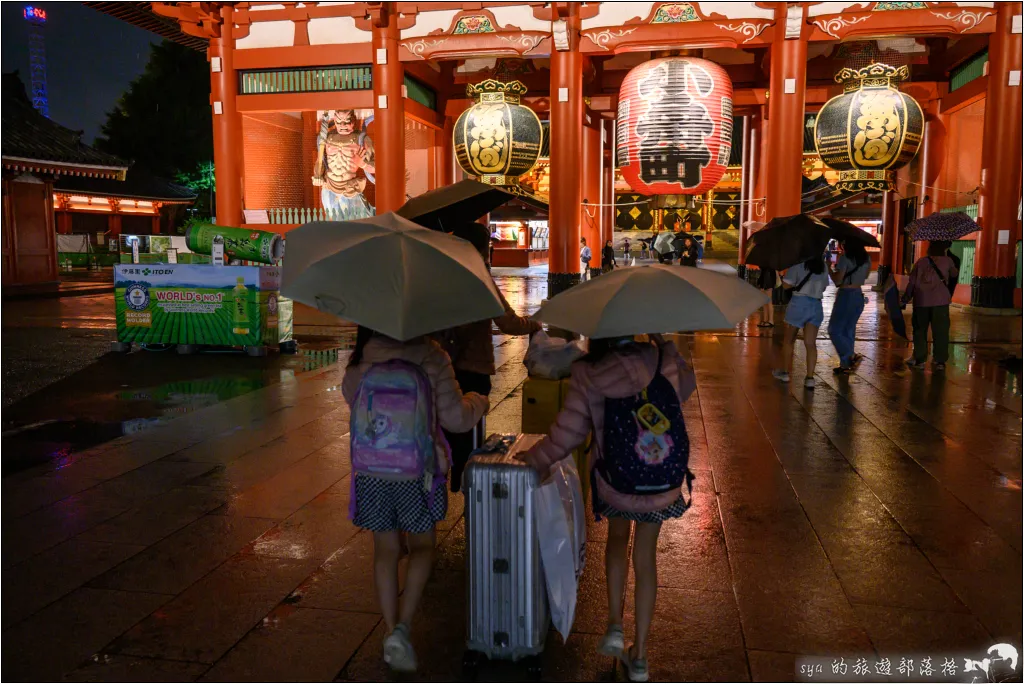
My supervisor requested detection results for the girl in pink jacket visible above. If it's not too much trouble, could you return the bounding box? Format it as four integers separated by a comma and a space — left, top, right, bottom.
342, 326, 488, 673
525, 334, 696, 682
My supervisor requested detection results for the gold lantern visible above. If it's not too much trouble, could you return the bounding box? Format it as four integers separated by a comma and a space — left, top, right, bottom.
453, 79, 543, 188
813, 63, 924, 192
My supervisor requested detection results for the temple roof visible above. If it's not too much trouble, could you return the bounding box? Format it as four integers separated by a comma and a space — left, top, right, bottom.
1, 73, 128, 179
84, 2, 208, 51
55, 167, 197, 203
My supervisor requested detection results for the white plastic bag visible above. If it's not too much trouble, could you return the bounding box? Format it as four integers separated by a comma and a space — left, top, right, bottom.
524, 330, 586, 380
533, 457, 587, 641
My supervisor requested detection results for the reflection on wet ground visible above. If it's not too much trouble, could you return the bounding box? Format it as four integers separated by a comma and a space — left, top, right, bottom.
2, 345, 341, 476
2, 266, 1021, 682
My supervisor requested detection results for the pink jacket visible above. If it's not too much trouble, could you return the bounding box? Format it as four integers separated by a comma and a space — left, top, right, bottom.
342, 336, 489, 441
525, 338, 697, 513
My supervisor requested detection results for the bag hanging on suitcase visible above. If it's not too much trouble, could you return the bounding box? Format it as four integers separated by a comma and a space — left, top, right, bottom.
463, 433, 549, 678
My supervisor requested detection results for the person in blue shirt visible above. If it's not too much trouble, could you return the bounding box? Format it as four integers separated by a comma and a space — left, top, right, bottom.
828, 240, 871, 374
773, 255, 831, 389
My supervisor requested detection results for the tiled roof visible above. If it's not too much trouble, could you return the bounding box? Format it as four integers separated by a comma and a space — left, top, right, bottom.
2, 73, 128, 176
84, 2, 208, 51
55, 167, 196, 202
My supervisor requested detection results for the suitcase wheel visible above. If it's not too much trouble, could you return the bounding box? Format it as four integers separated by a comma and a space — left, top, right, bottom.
525, 654, 543, 680
462, 649, 482, 680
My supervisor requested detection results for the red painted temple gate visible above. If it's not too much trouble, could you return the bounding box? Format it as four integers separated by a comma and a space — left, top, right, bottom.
93, 1, 1023, 307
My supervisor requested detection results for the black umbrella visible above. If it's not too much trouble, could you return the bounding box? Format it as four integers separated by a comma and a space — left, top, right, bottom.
745, 213, 832, 270
820, 217, 881, 249
396, 179, 515, 231
882, 275, 908, 340
904, 212, 980, 241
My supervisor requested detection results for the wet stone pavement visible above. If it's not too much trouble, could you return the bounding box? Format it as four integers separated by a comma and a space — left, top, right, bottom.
2, 268, 1022, 682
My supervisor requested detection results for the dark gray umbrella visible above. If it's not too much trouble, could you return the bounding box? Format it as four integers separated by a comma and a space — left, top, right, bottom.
820, 217, 881, 249
396, 179, 515, 231
745, 214, 832, 270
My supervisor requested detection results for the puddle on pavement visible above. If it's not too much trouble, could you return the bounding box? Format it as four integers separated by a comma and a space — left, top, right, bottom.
2, 343, 345, 476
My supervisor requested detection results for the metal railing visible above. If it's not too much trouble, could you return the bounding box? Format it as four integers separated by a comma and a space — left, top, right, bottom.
239, 65, 372, 95
941, 204, 979, 219
256, 208, 353, 224
950, 50, 988, 92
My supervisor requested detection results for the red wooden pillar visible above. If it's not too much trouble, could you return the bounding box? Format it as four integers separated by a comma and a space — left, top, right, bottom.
582, 121, 602, 270
209, 4, 243, 227
765, 2, 808, 221
973, 1, 1023, 308
108, 213, 122, 238
372, 2, 406, 214
548, 3, 583, 295
601, 120, 615, 260
151, 215, 161, 235
57, 211, 72, 234
434, 119, 454, 189
754, 109, 770, 223
877, 190, 898, 287
915, 103, 947, 260
737, 114, 753, 277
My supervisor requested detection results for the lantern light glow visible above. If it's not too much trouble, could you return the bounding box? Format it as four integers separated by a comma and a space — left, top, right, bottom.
813, 63, 924, 193
616, 57, 734, 196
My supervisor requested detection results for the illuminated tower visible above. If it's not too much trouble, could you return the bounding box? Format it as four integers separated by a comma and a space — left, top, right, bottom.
23, 5, 48, 117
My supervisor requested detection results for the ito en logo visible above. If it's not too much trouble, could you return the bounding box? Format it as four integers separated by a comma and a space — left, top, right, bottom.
124, 283, 150, 311
965, 643, 1019, 683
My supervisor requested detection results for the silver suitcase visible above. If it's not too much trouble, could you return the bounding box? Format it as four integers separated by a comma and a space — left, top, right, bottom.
463, 433, 549, 676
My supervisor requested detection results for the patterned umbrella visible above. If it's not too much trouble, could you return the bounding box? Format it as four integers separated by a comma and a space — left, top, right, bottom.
904, 212, 980, 242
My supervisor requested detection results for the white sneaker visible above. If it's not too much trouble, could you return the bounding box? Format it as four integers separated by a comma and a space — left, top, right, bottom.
804, 376, 816, 390
772, 369, 790, 383
624, 645, 650, 682
383, 623, 417, 672
597, 624, 625, 658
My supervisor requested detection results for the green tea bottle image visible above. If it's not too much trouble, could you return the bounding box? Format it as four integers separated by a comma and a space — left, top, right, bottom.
232, 276, 250, 335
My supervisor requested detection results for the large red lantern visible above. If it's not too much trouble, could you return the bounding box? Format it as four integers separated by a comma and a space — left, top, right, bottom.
616, 57, 733, 195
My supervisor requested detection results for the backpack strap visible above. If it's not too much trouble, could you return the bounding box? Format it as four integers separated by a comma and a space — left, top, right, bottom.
926, 256, 949, 284
794, 271, 813, 293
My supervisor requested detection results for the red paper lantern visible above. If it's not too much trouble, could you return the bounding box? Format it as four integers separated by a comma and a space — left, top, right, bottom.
616, 57, 733, 195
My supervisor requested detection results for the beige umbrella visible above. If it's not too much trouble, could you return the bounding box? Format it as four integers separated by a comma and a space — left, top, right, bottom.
281, 213, 505, 341
533, 264, 768, 338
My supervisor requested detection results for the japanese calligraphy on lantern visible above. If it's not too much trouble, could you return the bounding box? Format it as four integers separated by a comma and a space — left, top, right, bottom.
813, 63, 923, 192
616, 57, 734, 195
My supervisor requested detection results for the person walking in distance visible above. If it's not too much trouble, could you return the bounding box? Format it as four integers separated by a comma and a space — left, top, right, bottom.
623, 237, 632, 263
902, 241, 959, 371
603, 239, 618, 273
580, 237, 593, 282
828, 240, 871, 374
755, 266, 778, 328
773, 255, 830, 389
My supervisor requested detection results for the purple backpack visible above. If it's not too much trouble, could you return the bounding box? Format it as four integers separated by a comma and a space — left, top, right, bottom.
350, 359, 436, 479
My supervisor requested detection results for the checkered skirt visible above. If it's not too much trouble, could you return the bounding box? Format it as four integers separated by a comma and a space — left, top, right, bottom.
352, 474, 448, 534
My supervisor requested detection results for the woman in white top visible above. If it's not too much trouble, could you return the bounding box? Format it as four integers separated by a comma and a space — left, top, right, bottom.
773, 255, 831, 389
827, 240, 871, 374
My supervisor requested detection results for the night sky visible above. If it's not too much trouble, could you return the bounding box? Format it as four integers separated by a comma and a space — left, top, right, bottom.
2, 2, 160, 142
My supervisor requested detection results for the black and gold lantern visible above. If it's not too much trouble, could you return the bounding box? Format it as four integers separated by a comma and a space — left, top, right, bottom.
453, 79, 543, 188
813, 63, 923, 192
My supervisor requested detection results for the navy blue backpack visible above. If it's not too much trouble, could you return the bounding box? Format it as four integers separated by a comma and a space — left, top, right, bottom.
597, 346, 692, 498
